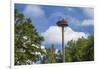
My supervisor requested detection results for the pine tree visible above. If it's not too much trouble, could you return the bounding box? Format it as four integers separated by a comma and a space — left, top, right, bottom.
14, 9, 44, 65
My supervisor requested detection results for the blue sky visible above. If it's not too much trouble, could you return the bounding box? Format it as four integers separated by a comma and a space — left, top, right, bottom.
15, 4, 94, 50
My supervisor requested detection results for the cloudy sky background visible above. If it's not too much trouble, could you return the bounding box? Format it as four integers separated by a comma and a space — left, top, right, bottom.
15, 4, 94, 50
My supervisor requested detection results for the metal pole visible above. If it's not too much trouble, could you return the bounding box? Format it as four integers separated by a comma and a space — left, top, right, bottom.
62, 27, 65, 62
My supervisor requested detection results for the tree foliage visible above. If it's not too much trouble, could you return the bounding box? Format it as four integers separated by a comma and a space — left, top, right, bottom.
14, 9, 44, 65
44, 44, 56, 63
65, 36, 94, 62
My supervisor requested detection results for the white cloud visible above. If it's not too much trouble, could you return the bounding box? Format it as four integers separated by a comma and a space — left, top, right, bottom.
23, 5, 49, 32
23, 5, 45, 18
81, 19, 94, 26
41, 26, 88, 45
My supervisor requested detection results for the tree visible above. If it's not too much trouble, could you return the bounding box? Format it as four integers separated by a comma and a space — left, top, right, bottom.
56, 50, 62, 63
15, 9, 44, 65
65, 40, 77, 62
44, 44, 56, 63
65, 35, 94, 62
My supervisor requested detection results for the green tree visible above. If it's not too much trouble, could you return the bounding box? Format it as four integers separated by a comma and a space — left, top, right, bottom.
56, 50, 62, 63
44, 44, 56, 63
65, 40, 77, 62
65, 35, 94, 62
15, 9, 44, 65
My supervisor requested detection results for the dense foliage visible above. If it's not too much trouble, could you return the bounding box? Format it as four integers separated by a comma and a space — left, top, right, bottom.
15, 9, 44, 65
65, 36, 94, 62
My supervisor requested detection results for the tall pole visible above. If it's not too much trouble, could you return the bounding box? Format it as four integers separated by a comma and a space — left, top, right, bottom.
62, 27, 65, 62
56, 18, 68, 63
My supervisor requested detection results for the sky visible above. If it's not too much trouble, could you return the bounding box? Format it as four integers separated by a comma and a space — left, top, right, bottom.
15, 4, 94, 50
